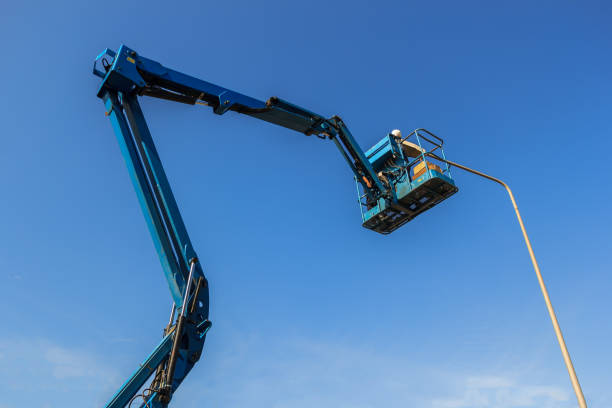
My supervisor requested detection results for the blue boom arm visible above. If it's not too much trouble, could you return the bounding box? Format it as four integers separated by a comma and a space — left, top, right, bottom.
95, 45, 386, 196
94, 45, 387, 408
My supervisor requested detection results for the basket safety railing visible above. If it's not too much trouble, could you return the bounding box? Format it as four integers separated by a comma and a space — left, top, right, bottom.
400, 128, 453, 182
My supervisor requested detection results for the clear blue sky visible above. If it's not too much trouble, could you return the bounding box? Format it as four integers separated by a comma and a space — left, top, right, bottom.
1, 1, 611, 407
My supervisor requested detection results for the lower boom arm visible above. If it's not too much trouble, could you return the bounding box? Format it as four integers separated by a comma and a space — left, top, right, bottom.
100, 89, 211, 408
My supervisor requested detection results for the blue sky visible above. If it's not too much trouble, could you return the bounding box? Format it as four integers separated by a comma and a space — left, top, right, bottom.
1, 1, 611, 407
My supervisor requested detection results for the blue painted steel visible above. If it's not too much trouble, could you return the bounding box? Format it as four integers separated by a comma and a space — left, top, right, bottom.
101, 90, 183, 303
96, 46, 147, 96
93, 48, 116, 78
365, 135, 404, 170
103, 332, 174, 408
362, 169, 456, 223
331, 118, 387, 195
123, 94, 204, 295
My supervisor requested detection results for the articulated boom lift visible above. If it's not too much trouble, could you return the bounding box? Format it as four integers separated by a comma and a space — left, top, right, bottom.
94, 45, 458, 407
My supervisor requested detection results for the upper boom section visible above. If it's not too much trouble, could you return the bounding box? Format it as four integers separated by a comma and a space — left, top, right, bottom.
95, 45, 333, 136
94, 45, 386, 196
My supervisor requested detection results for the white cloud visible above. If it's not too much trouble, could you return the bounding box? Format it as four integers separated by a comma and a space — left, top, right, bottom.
44, 344, 105, 379
0, 332, 577, 408
432, 375, 570, 408
172, 331, 575, 408
0, 337, 121, 407
466, 375, 514, 388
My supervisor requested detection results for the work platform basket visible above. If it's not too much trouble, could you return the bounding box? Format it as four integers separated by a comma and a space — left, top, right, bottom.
357, 129, 458, 234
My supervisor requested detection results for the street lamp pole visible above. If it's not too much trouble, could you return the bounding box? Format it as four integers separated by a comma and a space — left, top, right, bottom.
425, 153, 587, 408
